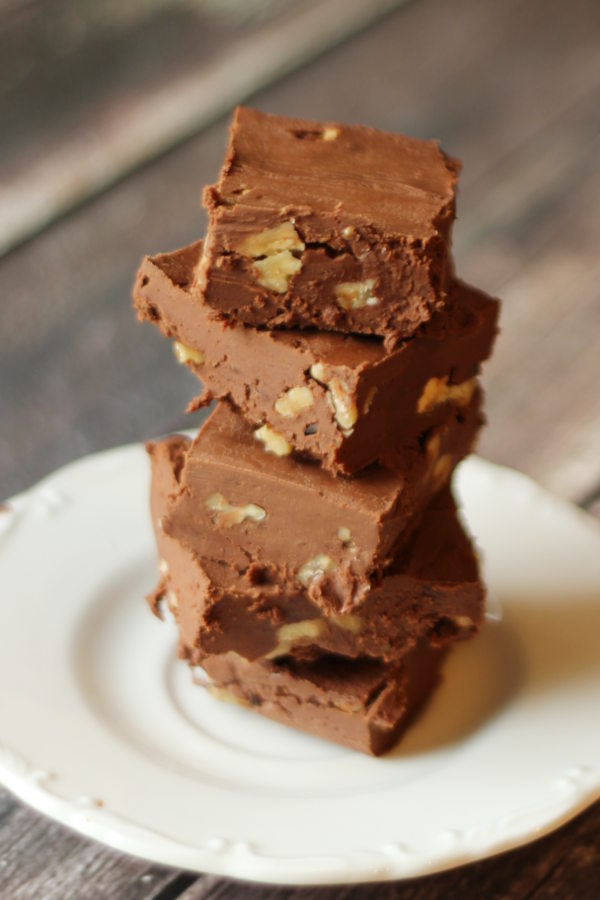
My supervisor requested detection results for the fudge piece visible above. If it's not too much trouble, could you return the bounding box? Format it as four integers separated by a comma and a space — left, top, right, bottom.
133, 242, 498, 476
185, 642, 446, 756
151, 395, 481, 611
197, 107, 460, 346
147, 431, 484, 664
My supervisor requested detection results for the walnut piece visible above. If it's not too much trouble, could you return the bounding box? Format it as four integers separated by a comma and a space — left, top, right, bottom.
253, 251, 302, 293
237, 222, 305, 293
362, 386, 378, 414
237, 222, 304, 258
329, 612, 362, 633
207, 686, 249, 707
173, 341, 205, 366
425, 432, 453, 490
431, 453, 453, 490
205, 492, 266, 527
266, 619, 325, 659
426, 432, 441, 462
310, 363, 358, 434
337, 526, 358, 558
254, 424, 292, 457
326, 383, 358, 432
417, 376, 476, 414
309, 362, 327, 383
334, 279, 379, 310
274, 386, 314, 418
297, 553, 336, 585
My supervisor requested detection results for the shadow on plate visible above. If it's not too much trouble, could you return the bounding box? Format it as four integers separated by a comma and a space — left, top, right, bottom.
73, 560, 600, 764
393, 587, 600, 758
391, 615, 524, 757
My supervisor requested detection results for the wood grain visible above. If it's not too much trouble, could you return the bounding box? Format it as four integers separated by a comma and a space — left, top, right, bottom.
1, 0, 599, 895
0, 0, 405, 255
0, 802, 186, 900
2, 0, 599, 502
2, 800, 598, 898
175, 802, 600, 900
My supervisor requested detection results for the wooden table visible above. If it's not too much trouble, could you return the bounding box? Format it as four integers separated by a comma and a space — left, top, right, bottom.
1, 0, 599, 895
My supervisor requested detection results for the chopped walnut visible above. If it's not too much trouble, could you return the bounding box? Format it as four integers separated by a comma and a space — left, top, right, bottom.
417, 376, 476, 414
237, 222, 304, 258
362, 386, 377, 414
205, 492, 266, 527
253, 251, 303, 293
431, 453, 453, 490
274, 386, 314, 418
426, 432, 441, 462
310, 364, 358, 435
207, 686, 249, 707
254, 424, 292, 457
329, 612, 362, 633
173, 341, 205, 366
297, 553, 336, 585
266, 619, 325, 659
334, 279, 379, 310
237, 222, 305, 293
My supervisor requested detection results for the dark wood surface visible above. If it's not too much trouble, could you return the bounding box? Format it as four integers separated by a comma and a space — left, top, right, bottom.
0, 0, 403, 254
1, 0, 600, 896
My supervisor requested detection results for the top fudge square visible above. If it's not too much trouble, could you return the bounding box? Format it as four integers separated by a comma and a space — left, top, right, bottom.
197, 107, 460, 346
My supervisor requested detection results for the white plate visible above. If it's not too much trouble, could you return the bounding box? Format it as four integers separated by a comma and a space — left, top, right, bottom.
0, 449, 599, 885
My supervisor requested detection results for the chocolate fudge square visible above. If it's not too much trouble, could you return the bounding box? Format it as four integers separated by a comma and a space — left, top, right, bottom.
197, 107, 460, 346
147, 431, 484, 664
187, 641, 446, 756
133, 242, 498, 476
149, 395, 481, 613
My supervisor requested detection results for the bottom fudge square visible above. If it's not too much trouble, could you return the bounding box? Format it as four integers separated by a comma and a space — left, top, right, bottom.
188, 641, 446, 756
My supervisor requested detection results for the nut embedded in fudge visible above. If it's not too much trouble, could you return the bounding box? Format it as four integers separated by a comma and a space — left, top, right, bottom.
186, 641, 446, 757
196, 107, 460, 347
133, 242, 498, 476
146, 422, 484, 665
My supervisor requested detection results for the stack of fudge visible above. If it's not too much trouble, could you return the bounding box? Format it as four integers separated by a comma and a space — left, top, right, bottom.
133, 108, 499, 756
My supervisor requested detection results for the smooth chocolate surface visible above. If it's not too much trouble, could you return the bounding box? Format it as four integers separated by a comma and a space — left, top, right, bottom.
147, 428, 484, 663
198, 107, 460, 345
133, 241, 498, 475
190, 641, 446, 756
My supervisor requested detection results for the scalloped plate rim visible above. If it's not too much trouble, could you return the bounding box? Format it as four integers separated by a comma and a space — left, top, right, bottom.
0, 445, 599, 885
